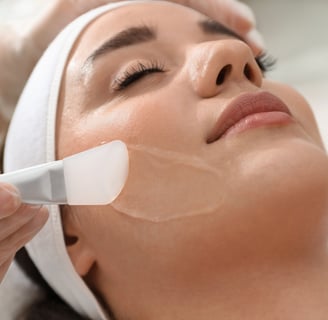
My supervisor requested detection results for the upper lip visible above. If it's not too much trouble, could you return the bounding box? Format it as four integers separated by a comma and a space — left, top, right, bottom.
207, 91, 292, 143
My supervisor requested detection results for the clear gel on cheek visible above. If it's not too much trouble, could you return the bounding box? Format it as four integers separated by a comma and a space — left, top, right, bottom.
111, 144, 228, 222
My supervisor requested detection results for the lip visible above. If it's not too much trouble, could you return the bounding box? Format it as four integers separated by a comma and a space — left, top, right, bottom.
207, 91, 293, 143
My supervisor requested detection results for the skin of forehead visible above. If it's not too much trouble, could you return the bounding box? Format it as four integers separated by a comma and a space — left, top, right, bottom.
69, 1, 208, 70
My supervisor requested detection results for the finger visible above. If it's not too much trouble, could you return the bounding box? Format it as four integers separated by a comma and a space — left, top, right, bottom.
173, 0, 255, 33
196, 0, 265, 54
244, 28, 265, 57
0, 207, 48, 264
0, 253, 15, 284
215, 1, 265, 54
216, 0, 256, 35
170, 0, 265, 55
0, 205, 44, 242
0, 183, 21, 218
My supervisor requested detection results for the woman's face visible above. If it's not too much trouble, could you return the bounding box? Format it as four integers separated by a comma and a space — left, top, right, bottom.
57, 1, 328, 316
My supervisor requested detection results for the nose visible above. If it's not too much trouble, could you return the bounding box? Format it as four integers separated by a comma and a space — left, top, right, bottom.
189, 40, 262, 98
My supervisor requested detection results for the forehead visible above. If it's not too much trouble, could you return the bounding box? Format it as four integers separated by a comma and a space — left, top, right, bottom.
69, 2, 205, 64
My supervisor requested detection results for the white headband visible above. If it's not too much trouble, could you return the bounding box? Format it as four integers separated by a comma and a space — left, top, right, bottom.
4, 1, 153, 319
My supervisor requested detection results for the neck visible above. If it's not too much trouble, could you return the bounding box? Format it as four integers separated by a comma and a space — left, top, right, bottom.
93, 199, 328, 320
170, 260, 328, 319
108, 255, 328, 320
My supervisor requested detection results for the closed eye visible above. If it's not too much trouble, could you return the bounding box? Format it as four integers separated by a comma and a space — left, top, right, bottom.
255, 52, 276, 73
112, 60, 165, 91
111, 52, 275, 92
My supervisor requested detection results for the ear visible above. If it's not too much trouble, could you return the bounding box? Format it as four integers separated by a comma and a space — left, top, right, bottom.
61, 206, 96, 277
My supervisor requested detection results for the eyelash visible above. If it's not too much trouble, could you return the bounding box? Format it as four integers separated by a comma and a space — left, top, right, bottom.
112, 53, 276, 91
112, 60, 165, 91
255, 52, 276, 73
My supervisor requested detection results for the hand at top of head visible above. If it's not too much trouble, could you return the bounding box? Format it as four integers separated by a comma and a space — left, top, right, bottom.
0, 0, 264, 157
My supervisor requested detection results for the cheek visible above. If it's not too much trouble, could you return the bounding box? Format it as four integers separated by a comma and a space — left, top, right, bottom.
58, 89, 203, 159
105, 91, 204, 151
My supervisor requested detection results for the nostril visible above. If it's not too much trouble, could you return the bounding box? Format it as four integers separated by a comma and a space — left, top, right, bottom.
243, 63, 253, 82
216, 64, 232, 85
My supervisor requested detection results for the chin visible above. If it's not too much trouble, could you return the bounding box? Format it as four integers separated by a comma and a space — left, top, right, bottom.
229, 135, 328, 233
197, 138, 328, 263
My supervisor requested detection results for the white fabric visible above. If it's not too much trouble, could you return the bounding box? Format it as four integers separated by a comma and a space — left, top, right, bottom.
2, 1, 152, 319
0, 262, 45, 320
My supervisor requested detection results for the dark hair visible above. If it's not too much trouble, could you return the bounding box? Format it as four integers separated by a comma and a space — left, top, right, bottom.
15, 248, 90, 320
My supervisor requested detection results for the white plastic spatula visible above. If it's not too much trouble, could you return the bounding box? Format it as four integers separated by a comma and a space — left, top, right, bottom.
0, 140, 129, 205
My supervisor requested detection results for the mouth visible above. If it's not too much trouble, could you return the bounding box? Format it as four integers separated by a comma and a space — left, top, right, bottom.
207, 91, 293, 143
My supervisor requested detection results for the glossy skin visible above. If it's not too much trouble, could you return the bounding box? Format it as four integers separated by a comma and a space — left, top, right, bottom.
0, 0, 262, 298
56, 2, 328, 319
0, 0, 262, 156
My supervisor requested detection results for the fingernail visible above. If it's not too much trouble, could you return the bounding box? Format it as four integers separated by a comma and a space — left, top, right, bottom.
245, 28, 266, 52
22, 205, 43, 217
27, 205, 42, 211
0, 184, 21, 209
230, 0, 256, 26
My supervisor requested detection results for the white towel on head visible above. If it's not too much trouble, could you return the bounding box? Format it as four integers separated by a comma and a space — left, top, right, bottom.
1, 1, 152, 319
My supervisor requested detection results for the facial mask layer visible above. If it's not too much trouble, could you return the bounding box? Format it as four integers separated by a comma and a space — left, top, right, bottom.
111, 144, 227, 222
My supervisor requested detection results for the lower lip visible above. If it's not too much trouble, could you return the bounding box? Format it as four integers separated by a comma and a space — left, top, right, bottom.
222, 111, 293, 139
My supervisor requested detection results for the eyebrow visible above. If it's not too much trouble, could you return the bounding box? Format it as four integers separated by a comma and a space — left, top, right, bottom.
84, 19, 241, 67
84, 25, 156, 67
198, 19, 242, 40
